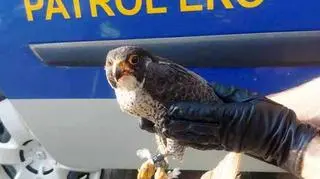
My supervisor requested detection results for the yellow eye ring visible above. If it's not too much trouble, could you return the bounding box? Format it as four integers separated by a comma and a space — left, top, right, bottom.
128, 55, 139, 65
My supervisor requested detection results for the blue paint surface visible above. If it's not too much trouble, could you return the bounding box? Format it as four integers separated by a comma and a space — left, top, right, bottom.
0, 0, 320, 99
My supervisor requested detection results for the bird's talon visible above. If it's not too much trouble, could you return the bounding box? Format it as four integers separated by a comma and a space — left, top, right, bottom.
137, 160, 156, 179
155, 167, 169, 179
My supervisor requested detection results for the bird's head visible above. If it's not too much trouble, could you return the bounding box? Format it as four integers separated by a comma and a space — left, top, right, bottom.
105, 46, 154, 91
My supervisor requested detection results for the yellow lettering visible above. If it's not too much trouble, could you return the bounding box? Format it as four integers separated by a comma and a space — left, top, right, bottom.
73, 0, 82, 18
46, 0, 70, 20
221, 0, 234, 9
24, 0, 44, 21
180, 0, 203, 12
90, 0, 115, 17
115, 0, 142, 16
238, 0, 263, 8
207, 0, 214, 10
146, 0, 167, 14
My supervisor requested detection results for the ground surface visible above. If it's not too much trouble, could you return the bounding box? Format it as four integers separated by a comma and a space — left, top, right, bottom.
100, 169, 299, 179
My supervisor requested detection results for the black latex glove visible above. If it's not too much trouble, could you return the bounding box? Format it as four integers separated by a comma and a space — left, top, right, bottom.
138, 83, 261, 133
157, 83, 319, 177
139, 118, 155, 133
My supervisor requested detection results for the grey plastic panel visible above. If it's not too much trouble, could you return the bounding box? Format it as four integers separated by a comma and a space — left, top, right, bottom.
30, 31, 320, 68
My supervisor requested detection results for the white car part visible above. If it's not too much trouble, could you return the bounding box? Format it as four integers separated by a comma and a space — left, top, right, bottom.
0, 96, 102, 179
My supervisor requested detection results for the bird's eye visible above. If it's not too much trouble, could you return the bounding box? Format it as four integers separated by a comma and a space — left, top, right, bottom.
128, 55, 139, 65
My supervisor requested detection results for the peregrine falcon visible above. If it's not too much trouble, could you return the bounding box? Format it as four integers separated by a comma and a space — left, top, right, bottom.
104, 46, 223, 161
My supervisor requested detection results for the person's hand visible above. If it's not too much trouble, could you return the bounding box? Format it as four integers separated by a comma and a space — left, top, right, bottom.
138, 83, 259, 133
157, 83, 320, 177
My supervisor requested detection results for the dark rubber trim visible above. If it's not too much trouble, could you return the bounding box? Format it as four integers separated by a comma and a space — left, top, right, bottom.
0, 90, 6, 102
30, 31, 320, 68
0, 120, 11, 143
19, 150, 24, 162
43, 168, 54, 175
22, 139, 33, 146
26, 165, 38, 174
67, 171, 90, 179
99, 169, 104, 179
99, 169, 299, 179
2, 165, 16, 179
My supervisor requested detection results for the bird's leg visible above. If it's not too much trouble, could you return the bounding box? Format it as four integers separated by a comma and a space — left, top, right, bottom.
152, 153, 182, 179
136, 148, 172, 179
152, 152, 172, 169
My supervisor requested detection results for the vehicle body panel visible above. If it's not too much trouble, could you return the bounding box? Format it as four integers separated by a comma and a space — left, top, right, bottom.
0, 0, 319, 172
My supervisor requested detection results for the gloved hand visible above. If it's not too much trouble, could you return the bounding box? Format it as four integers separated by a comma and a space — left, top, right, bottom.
139, 83, 320, 177
159, 83, 320, 177
139, 118, 156, 133
138, 83, 262, 133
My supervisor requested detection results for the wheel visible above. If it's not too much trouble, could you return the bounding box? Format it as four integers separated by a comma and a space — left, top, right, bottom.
0, 96, 102, 179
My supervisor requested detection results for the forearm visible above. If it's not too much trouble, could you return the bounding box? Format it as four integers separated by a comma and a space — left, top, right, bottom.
300, 136, 320, 179
267, 77, 320, 179
268, 77, 320, 124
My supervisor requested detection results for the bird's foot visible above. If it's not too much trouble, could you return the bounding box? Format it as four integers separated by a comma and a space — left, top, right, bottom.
137, 163, 179, 179
154, 167, 169, 179
136, 148, 180, 179
152, 153, 180, 179
137, 159, 156, 179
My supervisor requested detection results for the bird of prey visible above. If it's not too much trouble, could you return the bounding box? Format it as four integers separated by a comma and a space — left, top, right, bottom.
104, 46, 237, 170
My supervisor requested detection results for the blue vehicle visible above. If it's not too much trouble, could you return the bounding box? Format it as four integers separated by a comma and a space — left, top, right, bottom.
0, 0, 320, 178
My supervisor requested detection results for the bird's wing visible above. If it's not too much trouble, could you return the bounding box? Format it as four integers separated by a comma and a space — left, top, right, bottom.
145, 57, 221, 162
144, 57, 221, 105
156, 56, 207, 84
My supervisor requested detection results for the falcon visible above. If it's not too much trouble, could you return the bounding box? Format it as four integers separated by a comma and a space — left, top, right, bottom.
104, 46, 223, 162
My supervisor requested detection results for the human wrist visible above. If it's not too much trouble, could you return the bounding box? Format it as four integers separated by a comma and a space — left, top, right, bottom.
245, 118, 319, 177
227, 100, 320, 176
276, 121, 318, 177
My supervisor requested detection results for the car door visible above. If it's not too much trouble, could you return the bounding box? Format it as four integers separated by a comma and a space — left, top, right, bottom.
0, 0, 320, 178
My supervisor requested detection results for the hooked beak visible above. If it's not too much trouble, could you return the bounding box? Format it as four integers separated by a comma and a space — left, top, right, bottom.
114, 66, 122, 82
113, 60, 134, 82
